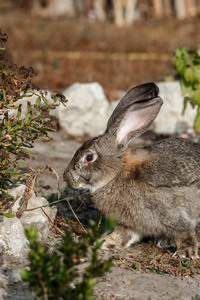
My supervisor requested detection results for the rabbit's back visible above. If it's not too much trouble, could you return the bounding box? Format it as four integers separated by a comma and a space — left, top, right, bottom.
128, 138, 200, 189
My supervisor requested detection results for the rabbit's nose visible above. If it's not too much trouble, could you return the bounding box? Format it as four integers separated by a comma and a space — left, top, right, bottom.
63, 167, 79, 184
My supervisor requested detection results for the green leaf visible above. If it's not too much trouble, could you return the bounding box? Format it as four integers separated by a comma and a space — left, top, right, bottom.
18, 148, 35, 154
25, 126, 39, 132
194, 111, 200, 133
42, 97, 48, 105
20, 141, 34, 148
24, 225, 38, 241
24, 113, 32, 125
51, 95, 57, 102
192, 90, 200, 106
174, 48, 187, 59
17, 105, 22, 119
21, 269, 32, 281
0, 213, 16, 218
184, 67, 198, 84
23, 87, 28, 94
35, 97, 41, 107
38, 135, 50, 141
174, 58, 186, 76
27, 101, 32, 113
182, 96, 188, 115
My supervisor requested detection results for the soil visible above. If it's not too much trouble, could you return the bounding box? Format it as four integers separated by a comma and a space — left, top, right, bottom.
1, 8, 200, 300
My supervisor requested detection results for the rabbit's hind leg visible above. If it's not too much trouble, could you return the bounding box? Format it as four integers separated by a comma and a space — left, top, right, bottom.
100, 225, 142, 250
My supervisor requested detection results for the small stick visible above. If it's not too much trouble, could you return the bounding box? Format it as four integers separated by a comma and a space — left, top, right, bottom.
67, 199, 87, 234
16, 173, 36, 217
41, 207, 65, 236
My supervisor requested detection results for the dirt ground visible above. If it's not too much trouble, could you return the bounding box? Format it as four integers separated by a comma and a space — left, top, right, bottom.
1, 8, 200, 300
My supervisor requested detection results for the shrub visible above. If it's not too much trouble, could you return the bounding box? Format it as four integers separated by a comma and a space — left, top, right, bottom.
173, 47, 200, 132
22, 215, 116, 300
0, 31, 67, 189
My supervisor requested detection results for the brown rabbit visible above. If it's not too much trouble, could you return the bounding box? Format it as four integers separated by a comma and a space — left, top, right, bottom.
63, 82, 200, 259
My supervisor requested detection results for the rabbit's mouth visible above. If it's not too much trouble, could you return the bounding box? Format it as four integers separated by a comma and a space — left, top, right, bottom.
64, 167, 91, 190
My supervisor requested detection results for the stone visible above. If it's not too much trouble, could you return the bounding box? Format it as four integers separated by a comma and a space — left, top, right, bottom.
0, 217, 29, 258
58, 81, 197, 137
8, 184, 57, 242
153, 81, 196, 134
20, 195, 57, 241
58, 82, 113, 137
0, 183, 58, 290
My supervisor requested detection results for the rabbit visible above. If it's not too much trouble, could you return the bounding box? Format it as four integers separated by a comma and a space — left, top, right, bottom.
63, 82, 200, 259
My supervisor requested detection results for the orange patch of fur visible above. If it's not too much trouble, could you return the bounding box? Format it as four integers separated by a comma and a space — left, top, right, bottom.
123, 150, 152, 172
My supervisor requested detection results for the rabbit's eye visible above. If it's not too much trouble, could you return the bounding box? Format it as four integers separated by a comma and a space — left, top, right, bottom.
86, 154, 94, 162
83, 154, 95, 164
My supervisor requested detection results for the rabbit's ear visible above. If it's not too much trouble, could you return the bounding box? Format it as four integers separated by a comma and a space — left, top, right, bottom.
99, 83, 163, 154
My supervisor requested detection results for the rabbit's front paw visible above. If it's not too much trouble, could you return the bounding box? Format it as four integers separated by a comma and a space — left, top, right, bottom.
172, 240, 199, 259
172, 249, 199, 259
172, 250, 187, 259
101, 234, 118, 250
100, 226, 142, 250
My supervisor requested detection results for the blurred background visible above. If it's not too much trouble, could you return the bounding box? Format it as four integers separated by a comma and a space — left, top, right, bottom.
1, 0, 200, 98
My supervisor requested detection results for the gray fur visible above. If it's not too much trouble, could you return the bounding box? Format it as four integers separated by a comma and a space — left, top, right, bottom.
63, 82, 200, 259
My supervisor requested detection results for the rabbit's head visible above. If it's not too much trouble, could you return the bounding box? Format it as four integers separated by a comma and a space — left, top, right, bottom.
63, 82, 163, 193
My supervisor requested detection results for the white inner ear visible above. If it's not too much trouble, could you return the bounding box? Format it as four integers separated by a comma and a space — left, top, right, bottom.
116, 108, 150, 144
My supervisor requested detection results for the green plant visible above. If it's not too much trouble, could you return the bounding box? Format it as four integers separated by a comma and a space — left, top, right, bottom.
173, 47, 200, 132
22, 215, 116, 300
0, 31, 67, 189
181, 261, 193, 268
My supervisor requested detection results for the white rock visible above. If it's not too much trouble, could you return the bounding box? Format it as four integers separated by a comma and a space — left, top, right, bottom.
8, 185, 57, 242
25, 195, 57, 223
0, 183, 57, 261
20, 212, 49, 241
20, 195, 57, 241
58, 81, 197, 137
0, 217, 29, 258
58, 82, 113, 137
153, 81, 196, 134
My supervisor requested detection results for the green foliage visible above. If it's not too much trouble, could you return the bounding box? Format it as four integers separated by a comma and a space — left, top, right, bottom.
0, 31, 67, 188
173, 47, 200, 132
22, 215, 116, 300
181, 261, 193, 268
